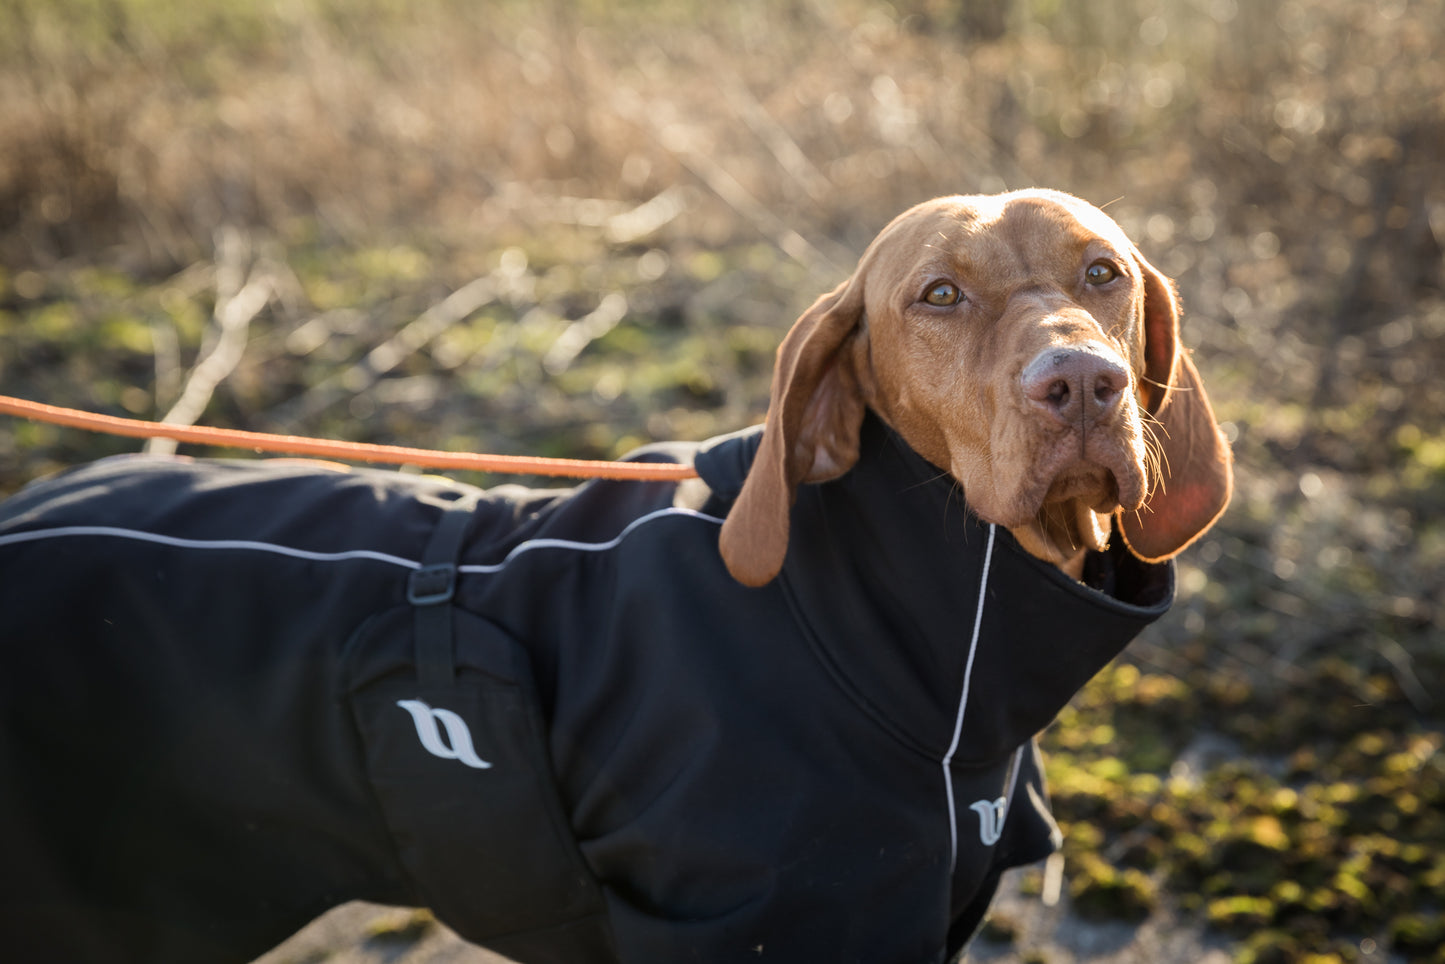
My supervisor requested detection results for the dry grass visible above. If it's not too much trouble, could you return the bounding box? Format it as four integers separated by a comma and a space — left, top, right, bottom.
6, 0, 1439, 272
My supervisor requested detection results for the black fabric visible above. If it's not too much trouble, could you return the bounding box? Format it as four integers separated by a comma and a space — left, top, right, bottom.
344, 607, 612, 963
0, 412, 1174, 964
0, 461, 430, 963
410, 489, 481, 685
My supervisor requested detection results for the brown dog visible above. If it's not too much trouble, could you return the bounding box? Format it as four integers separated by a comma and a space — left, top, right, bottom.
0, 189, 1233, 964
720, 188, 1232, 586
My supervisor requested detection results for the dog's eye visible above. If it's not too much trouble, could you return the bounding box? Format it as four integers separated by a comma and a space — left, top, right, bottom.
1085, 261, 1119, 285
923, 282, 962, 306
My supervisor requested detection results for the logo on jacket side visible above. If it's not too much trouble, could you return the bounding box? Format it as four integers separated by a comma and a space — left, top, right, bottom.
970, 796, 1007, 847
396, 699, 492, 769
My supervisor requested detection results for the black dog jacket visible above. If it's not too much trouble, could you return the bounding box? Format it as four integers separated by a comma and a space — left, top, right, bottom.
0, 414, 1173, 964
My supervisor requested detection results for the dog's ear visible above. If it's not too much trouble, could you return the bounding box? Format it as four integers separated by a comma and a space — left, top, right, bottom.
719, 278, 868, 586
1119, 256, 1233, 561
1136, 255, 1179, 416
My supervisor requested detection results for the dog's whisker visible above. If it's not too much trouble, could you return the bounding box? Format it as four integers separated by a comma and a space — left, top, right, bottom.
903, 469, 954, 493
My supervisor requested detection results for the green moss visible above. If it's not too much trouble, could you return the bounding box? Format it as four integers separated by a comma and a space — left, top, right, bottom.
1390, 912, 1445, 954
363, 907, 435, 943
1206, 895, 1275, 934
1068, 853, 1157, 922
1015, 867, 1044, 897
1233, 929, 1300, 964
977, 912, 1020, 944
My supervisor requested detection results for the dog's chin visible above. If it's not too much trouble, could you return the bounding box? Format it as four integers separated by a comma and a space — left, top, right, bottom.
1040, 464, 1122, 512
1005, 498, 1113, 569
977, 467, 1125, 571
950, 439, 1149, 570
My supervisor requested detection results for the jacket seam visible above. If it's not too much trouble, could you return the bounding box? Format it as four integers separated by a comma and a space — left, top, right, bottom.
778, 568, 949, 764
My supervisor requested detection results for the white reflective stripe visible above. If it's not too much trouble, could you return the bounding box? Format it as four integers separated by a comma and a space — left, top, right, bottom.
0, 507, 726, 576
458, 507, 724, 573
0, 525, 421, 569
942, 522, 996, 873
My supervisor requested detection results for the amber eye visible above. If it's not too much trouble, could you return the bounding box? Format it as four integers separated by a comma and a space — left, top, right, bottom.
1085, 261, 1119, 285
924, 282, 962, 306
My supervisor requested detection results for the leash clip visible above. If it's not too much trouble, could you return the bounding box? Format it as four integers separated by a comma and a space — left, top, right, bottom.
408, 563, 456, 606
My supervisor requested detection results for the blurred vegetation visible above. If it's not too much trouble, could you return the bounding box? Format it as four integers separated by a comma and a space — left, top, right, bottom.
0, 0, 1441, 961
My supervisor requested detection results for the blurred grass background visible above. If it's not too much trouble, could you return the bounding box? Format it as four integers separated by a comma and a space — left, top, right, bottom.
0, 1, 1441, 961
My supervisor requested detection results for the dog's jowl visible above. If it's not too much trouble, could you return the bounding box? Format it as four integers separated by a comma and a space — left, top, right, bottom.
0, 191, 1230, 964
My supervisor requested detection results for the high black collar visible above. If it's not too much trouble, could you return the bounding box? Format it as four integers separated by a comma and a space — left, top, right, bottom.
697, 411, 1174, 764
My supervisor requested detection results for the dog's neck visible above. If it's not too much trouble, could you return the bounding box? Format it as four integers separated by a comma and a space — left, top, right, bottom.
707, 411, 1174, 763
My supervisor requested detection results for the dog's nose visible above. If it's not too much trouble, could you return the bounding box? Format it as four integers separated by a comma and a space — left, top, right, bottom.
1022, 346, 1131, 426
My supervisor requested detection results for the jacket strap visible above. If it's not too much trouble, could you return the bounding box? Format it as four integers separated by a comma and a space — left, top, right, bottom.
409, 493, 480, 685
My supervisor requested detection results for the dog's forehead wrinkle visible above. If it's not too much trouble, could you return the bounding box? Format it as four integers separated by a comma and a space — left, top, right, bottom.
994, 197, 1133, 273
913, 207, 1123, 300
1003, 189, 1128, 234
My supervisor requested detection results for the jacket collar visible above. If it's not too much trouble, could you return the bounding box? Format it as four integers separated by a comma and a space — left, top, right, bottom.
697, 412, 1174, 763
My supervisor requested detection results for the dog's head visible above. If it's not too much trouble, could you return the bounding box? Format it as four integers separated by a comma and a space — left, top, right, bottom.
719, 190, 1233, 586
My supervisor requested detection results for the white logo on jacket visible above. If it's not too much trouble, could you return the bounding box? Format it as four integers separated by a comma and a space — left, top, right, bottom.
396, 699, 492, 769
970, 796, 1007, 847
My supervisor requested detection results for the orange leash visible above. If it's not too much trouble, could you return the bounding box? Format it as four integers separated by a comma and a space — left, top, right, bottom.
0, 394, 698, 482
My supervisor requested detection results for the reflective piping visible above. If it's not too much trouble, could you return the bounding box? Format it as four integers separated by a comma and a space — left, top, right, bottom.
941, 522, 997, 873
0, 507, 726, 576
0, 525, 423, 569
458, 507, 724, 573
